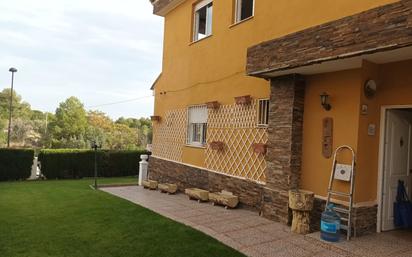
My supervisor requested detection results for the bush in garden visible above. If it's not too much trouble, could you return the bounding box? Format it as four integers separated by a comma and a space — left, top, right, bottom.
38, 149, 150, 179
0, 148, 34, 181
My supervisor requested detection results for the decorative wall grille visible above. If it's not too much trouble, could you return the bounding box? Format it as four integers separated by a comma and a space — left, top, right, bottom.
206, 100, 268, 182
151, 108, 187, 162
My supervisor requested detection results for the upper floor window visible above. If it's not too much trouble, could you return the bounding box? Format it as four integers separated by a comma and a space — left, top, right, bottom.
193, 0, 213, 41
257, 99, 269, 126
235, 0, 254, 23
187, 105, 208, 147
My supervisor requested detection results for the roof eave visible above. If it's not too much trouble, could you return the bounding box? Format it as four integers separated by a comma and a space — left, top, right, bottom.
246, 0, 412, 78
152, 0, 186, 17
151, 73, 162, 90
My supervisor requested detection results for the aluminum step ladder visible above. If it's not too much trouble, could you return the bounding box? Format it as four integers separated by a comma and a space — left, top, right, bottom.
326, 145, 356, 241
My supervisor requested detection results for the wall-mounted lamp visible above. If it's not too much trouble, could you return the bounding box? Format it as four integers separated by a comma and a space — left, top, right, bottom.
320, 92, 331, 111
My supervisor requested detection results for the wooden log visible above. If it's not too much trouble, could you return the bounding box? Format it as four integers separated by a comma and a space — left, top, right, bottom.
158, 183, 178, 194
291, 210, 311, 234
185, 188, 209, 202
142, 180, 158, 190
289, 190, 314, 211
209, 192, 239, 209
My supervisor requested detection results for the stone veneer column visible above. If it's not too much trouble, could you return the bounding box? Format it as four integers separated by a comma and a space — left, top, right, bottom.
262, 74, 305, 223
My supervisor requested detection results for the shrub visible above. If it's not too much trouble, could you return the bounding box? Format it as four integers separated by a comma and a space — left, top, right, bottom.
0, 148, 34, 181
38, 149, 150, 179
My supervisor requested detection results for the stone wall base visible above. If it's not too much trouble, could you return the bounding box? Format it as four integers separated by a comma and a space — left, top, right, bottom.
148, 156, 264, 210
311, 198, 377, 236
149, 156, 377, 235
261, 188, 290, 224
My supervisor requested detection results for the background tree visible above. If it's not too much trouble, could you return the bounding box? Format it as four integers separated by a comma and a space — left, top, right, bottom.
111, 123, 139, 150
0, 119, 7, 146
49, 97, 88, 148
86, 111, 114, 148
0, 88, 152, 150
0, 89, 32, 120
0, 89, 34, 147
10, 118, 36, 146
116, 117, 152, 147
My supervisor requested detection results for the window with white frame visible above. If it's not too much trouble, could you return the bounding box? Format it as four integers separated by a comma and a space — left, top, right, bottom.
235, 0, 254, 23
257, 99, 269, 126
187, 105, 208, 146
193, 0, 213, 41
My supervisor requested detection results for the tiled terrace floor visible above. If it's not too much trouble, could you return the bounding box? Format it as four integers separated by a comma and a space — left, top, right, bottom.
101, 186, 412, 257
306, 230, 412, 257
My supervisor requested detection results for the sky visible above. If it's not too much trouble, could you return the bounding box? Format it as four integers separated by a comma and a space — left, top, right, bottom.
0, 0, 163, 119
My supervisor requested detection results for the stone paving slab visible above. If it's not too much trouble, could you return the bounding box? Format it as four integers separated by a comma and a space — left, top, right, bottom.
101, 186, 412, 257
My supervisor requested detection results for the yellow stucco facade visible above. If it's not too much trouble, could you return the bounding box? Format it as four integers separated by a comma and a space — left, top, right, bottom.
152, 0, 411, 204
300, 59, 412, 204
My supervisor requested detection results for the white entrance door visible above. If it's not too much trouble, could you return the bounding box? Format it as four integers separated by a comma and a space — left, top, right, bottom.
382, 110, 412, 231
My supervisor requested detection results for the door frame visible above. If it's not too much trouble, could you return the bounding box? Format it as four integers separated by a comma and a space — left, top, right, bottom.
377, 105, 412, 233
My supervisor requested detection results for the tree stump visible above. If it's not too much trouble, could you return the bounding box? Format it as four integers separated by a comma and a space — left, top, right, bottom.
289, 190, 314, 235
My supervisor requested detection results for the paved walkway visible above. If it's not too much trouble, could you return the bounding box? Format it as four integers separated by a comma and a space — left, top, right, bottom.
306, 230, 412, 257
101, 186, 412, 257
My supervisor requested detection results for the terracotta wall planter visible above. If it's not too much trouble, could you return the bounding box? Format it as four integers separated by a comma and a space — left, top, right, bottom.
210, 141, 225, 151
234, 95, 252, 105
252, 143, 267, 155
151, 116, 161, 122
206, 101, 220, 109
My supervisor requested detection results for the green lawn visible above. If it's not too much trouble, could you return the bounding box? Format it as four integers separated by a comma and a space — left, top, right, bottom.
0, 178, 245, 257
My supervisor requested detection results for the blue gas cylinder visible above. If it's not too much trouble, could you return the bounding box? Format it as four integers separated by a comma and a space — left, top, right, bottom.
320, 204, 341, 242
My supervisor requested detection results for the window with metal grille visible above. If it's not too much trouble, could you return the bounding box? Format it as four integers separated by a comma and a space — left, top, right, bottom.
187, 105, 208, 146
235, 0, 254, 23
257, 99, 269, 126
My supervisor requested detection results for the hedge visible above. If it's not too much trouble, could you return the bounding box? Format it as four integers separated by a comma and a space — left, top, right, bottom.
38, 149, 150, 179
0, 148, 34, 181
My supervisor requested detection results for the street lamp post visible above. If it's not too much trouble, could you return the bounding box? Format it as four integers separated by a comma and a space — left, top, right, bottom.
7, 67, 17, 148
91, 140, 102, 189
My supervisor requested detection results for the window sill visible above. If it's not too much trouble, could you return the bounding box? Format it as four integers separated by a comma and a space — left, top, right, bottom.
229, 16, 254, 28
185, 144, 207, 149
189, 35, 213, 45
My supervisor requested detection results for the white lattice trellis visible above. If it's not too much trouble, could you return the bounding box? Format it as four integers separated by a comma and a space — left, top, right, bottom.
151, 109, 187, 162
206, 100, 268, 182
152, 101, 268, 183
